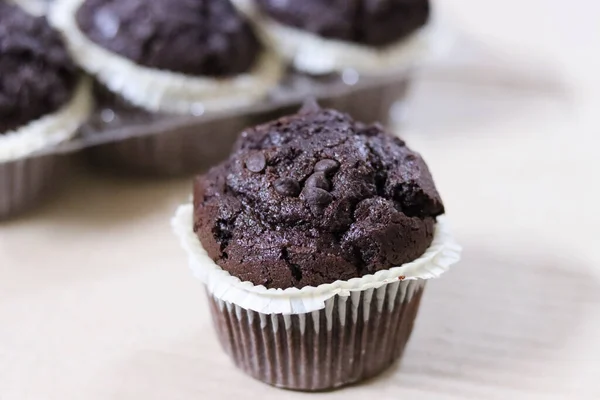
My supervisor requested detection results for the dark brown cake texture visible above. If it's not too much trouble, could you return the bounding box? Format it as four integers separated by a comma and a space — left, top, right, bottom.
0, 2, 77, 133
256, 0, 430, 47
193, 103, 444, 289
76, 0, 262, 76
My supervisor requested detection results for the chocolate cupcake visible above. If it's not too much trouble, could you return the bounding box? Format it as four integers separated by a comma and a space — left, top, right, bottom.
50, 0, 283, 114
173, 103, 461, 390
0, 2, 92, 219
234, 0, 435, 75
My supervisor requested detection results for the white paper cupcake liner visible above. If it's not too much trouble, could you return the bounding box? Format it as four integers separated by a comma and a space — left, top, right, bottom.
50, 0, 284, 115
0, 154, 69, 220
208, 279, 426, 390
172, 203, 461, 315
0, 78, 92, 163
232, 0, 451, 75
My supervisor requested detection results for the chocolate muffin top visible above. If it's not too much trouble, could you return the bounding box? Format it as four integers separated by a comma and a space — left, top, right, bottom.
76, 0, 262, 76
256, 0, 429, 47
0, 2, 77, 133
193, 103, 444, 289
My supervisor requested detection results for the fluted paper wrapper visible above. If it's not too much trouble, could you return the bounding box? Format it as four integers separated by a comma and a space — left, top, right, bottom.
0, 79, 91, 220
0, 153, 70, 220
208, 279, 425, 390
0, 79, 92, 163
172, 204, 460, 390
85, 114, 253, 176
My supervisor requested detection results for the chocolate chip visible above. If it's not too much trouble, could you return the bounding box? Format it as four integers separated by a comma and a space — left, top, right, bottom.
314, 159, 339, 175
273, 178, 300, 197
305, 172, 331, 191
303, 187, 333, 215
245, 152, 266, 173
357, 123, 385, 137
302, 187, 333, 207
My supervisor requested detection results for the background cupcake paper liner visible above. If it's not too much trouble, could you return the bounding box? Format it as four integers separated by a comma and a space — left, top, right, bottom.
0, 154, 70, 220
50, 0, 284, 115
0, 78, 92, 163
208, 279, 426, 390
0, 78, 91, 219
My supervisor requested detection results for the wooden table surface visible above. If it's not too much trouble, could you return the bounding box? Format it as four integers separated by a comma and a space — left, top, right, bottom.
2, 1, 600, 399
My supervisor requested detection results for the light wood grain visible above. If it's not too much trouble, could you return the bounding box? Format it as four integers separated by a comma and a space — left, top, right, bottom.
1, 0, 600, 398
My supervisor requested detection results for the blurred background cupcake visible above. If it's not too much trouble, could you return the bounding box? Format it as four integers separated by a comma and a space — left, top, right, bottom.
0, 1, 92, 219
51, 0, 284, 115
234, 0, 435, 75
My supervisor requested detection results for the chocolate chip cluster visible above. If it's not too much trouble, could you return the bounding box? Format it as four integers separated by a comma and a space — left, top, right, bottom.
300, 159, 339, 213
194, 104, 444, 289
245, 151, 341, 207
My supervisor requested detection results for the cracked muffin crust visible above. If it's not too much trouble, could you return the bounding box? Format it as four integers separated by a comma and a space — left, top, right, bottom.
193, 103, 444, 289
